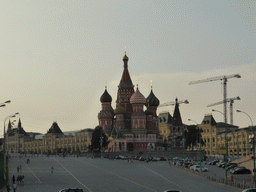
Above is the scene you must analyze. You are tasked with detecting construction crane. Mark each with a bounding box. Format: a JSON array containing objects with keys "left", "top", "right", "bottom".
[
  {"left": 189, "top": 74, "right": 241, "bottom": 124},
  {"left": 159, "top": 99, "right": 189, "bottom": 107},
  {"left": 207, "top": 96, "right": 241, "bottom": 125}
]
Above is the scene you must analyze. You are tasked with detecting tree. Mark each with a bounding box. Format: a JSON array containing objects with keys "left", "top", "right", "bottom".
[
  {"left": 90, "top": 126, "right": 109, "bottom": 152},
  {"left": 184, "top": 125, "right": 205, "bottom": 151}
]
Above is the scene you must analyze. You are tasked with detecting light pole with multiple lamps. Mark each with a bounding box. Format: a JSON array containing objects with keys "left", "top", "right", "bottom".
[
  {"left": 236, "top": 109, "right": 255, "bottom": 188},
  {"left": 3, "top": 112, "right": 19, "bottom": 180},
  {"left": 188, "top": 119, "right": 202, "bottom": 171},
  {"left": 212, "top": 109, "right": 229, "bottom": 180}
]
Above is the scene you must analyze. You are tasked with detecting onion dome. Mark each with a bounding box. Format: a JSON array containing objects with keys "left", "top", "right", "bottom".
[
  {"left": 145, "top": 107, "right": 154, "bottom": 116},
  {"left": 123, "top": 52, "right": 129, "bottom": 60},
  {"left": 114, "top": 104, "right": 126, "bottom": 114},
  {"left": 130, "top": 86, "right": 146, "bottom": 104},
  {"left": 146, "top": 89, "right": 159, "bottom": 106},
  {"left": 100, "top": 87, "right": 112, "bottom": 103}
]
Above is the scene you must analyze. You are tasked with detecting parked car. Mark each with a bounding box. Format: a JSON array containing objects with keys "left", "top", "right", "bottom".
[
  {"left": 226, "top": 164, "right": 238, "bottom": 171},
  {"left": 59, "top": 188, "right": 83, "bottom": 192},
  {"left": 216, "top": 161, "right": 224, "bottom": 166},
  {"left": 217, "top": 161, "right": 226, "bottom": 167},
  {"left": 152, "top": 157, "right": 160, "bottom": 161},
  {"left": 193, "top": 165, "right": 208, "bottom": 172},
  {"left": 139, "top": 156, "right": 145, "bottom": 161},
  {"left": 190, "top": 165, "right": 199, "bottom": 170},
  {"left": 230, "top": 166, "right": 246, "bottom": 173},
  {"left": 209, "top": 160, "right": 219, "bottom": 165},
  {"left": 160, "top": 157, "right": 167, "bottom": 161},
  {"left": 242, "top": 188, "right": 256, "bottom": 192},
  {"left": 232, "top": 168, "right": 251, "bottom": 174}
]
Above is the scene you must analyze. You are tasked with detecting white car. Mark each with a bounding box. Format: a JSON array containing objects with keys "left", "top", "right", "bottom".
[
  {"left": 190, "top": 164, "right": 199, "bottom": 170},
  {"left": 193, "top": 165, "right": 208, "bottom": 172}
]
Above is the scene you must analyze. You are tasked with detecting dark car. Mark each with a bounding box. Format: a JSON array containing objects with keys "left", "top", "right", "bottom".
[
  {"left": 59, "top": 188, "right": 83, "bottom": 192},
  {"left": 209, "top": 160, "right": 219, "bottom": 165},
  {"left": 232, "top": 168, "right": 251, "bottom": 174},
  {"left": 160, "top": 157, "right": 167, "bottom": 161},
  {"left": 226, "top": 164, "right": 237, "bottom": 171},
  {"left": 230, "top": 166, "right": 246, "bottom": 173},
  {"left": 242, "top": 188, "right": 256, "bottom": 192}
]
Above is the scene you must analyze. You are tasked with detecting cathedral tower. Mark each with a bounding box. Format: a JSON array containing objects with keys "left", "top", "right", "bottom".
[
  {"left": 116, "top": 53, "right": 134, "bottom": 129},
  {"left": 98, "top": 87, "right": 114, "bottom": 134}
]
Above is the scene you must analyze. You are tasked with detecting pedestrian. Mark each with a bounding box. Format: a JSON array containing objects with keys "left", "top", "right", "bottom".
[
  {"left": 21, "top": 175, "right": 24, "bottom": 185},
  {"left": 19, "top": 165, "right": 22, "bottom": 172},
  {"left": 12, "top": 175, "right": 15, "bottom": 184},
  {"left": 51, "top": 166, "right": 54, "bottom": 174},
  {"left": 17, "top": 166, "right": 19, "bottom": 173},
  {"left": 6, "top": 183, "right": 11, "bottom": 192},
  {"left": 12, "top": 182, "right": 17, "bottom": 192},
  {"left": 16, "top": 175, "right": 19, "bottom": 185}
]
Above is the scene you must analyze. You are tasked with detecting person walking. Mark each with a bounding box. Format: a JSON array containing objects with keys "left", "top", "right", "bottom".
[
  {"left": 12, "top": 175, "right": 15, "bottom": 184},
  {"left": 12, "top": 182, "right": 17, "bottom": 192},
  {"left": 21, "top": 175, "right": 25, "bottom": 186},
  {"left": 6, "top": 183, "right": 10, "bottom": 192},
  {"left": 51, "top": 166, "right": 54, "bottom": 174},
  {"left": 19, "top": 165, "right": 22, "bottom": 172}
]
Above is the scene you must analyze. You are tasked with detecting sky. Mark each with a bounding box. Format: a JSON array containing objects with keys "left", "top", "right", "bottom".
[{"left": 0, "top": 0, "right": 255, "bottom": 135}]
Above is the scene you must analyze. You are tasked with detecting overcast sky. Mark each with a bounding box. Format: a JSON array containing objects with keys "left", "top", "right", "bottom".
[{"left": 0, "top": 1, "right": 255, "bottom": 135}]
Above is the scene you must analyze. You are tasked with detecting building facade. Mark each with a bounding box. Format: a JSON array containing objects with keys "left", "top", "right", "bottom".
[
  {"left": 190, "top": 114, "right": 253, "bottom": 157},
  {"left": 5, "top": 120, "right": 93, "bottom": 154}
]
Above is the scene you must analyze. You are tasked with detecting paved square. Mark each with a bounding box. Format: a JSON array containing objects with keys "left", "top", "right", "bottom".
[{"left": 6, "top": 155, "right": 241, "bottom": 192}]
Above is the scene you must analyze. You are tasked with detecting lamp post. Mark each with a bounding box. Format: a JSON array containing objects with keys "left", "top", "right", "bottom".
[
  {"left": 236, "top": 109, "right": 255, "bottom": 187},
  {"left": 3, "top": 112, "right": 19, "bottom": 180},
  {"left": 212, "top": 109, "right": 229, "bottom": 180},
  {"left": 100, "top": 129, "right": 103, "bottom": 158},
  {"left": 188, "top": 119, "right": 202, "bottom": 172}
]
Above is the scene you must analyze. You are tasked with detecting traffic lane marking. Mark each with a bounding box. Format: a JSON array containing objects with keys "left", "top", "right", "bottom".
[
  {"left": 78, "top": 159, "right": 158, "bottom": 192},
  {"left": 142, "top": 165, "right": 183, "bottom": 189},
  {"left": 21, "top": 159, "right": 42, "bottom": 183},
  {"left": 53, "top": 157, "right": 93, "bottom": 192}
]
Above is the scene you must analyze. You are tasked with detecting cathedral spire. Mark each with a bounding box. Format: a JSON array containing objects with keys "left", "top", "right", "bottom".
[
  {"left": 173, "top": 98, "right": 182, "bottom": 126},
  {"left": 119, "top": 52, "right": 133, "bottom": 87}
]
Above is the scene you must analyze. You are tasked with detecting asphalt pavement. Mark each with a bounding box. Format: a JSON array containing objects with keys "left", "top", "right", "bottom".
[{"left": 4, "top": 154, "right": 242, "bottom": 192}]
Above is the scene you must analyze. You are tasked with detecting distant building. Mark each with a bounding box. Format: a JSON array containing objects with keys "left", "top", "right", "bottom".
[
  {"left": 158, "top": 98, "right": 185, "bottom": 148},
  {"left": 98, "top": 53, "right": 162, "bottom": 151},
  {"left": 4, "top": 119, "right": 93, "bottom": 154},
  {"left": 188, "top": 114, "right": 253, "bottom": 157}
]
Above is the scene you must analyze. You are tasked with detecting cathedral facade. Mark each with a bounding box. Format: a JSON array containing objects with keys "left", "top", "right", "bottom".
[{"left": 98, "top": 54, "right": 162, "bottom": 152}]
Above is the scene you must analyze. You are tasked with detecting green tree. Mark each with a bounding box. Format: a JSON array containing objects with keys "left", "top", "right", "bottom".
[
  {"left": 90, "top": 126, "right": 109, "bottom": 152},
  {"left": 184, "top": 125, "right": 205, "bottom": 150}
]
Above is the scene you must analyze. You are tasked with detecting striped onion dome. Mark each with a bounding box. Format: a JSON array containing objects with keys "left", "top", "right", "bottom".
[
  {"left": 130, "top": 87, "right": 146, "bottom": 104},
  {"left": 145, "top": 90, "right": 159, "bottom": 107}
]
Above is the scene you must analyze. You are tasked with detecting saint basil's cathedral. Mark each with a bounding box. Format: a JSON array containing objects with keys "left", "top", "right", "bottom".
[{"left": 98, "top": 53, "right": 162, "bottom": 151}]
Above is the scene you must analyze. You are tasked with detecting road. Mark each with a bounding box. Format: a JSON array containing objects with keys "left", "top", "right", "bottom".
[{"left": 5, "top": 155, "right": 241, "bottom": 192}]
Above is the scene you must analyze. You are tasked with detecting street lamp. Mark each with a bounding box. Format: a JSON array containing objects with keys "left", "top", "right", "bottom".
[
  {"left": 236, "top": 109, "right": 255, "bottom": 187},
  {"left": 100, "top": 129, "right": 103, "bottom": 158},
  {"left": 188, "top": 119, "right": 202, "bottom": 172},
  {"left": 3, "top": 112, "right": 19, "bottom": 180},
  {"left": 212, "top": 109, "right": 229, "bottom": 180}
]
